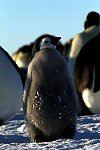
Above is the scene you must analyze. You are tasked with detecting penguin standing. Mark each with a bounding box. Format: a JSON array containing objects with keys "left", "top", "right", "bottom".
[
  {"left": 23, "top": 34, "right": 78, "bottom": 142},
  {"left": 74, "top": 33, "right": 100, "bottom": 115},
  {"left": 0, "top": 46, "right": 25, "bottom": 125},
  {"left": 68, "top": 11, "right": 100, "bottom": 115},
  {"left": 11, "top": 43, "right": 34, "bottom": 77}
]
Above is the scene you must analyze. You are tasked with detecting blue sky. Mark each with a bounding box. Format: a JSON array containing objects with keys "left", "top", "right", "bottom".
[{"left": 0, "top": 0, "right": 99, "bottom": 55}]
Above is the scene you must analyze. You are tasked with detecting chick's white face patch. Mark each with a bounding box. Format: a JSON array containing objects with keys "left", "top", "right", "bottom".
[{"left": 40, "top": 37, "right": 56, "bottom": 50}]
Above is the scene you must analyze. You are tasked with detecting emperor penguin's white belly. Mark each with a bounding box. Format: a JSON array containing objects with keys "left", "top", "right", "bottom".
[
  {"left": 82, "top": 67, "right": 100, "bottom": 114},
  {"left": 82, "top": 88, "right": 100, "bottom": 114},
  {"left": 0, "top": 48, "right": 23, "bottom": 122}
]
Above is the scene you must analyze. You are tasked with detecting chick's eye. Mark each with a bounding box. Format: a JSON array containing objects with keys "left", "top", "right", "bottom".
[{"left": 44, "top": 40, "right": 49, "bottom": 44}]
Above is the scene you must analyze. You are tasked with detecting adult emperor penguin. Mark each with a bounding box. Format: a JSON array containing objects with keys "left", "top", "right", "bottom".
[
  {"left": 69, "top": 11, "right": 100, "bottom": 115},
  {"left": 74, "top": 33, "right": 100, "bottom": 115},
  {"left": 23, "top": 34, "right": 78, "bottom": 142},
  {"left": 0, "top": 46, "right": 25, "bottom": 125},
  {"left": 11, "top": 43, "right": 34, "bottom": 76}
]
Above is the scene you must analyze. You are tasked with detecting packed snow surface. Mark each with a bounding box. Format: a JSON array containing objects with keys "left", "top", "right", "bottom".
[{"left": 0, "top": 110, "right": 100, "bottom": 149}]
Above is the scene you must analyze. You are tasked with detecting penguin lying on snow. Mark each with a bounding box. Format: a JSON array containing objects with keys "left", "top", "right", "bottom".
[
  {"left": 74, "top": 33, "right": 100, "bottom": 115},
  {"left": 23, "top": 34, "right": 78, "bottom": 142},
  {"left": 0, "top": 46, "right": 25, "bottom": 125}
]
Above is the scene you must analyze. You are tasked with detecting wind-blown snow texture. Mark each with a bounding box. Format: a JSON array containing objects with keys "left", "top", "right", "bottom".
[{"left": 0, "top": 109, "right": 100, "bottom": 150}]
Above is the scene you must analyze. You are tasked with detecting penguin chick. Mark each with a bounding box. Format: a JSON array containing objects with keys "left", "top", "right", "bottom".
[{"left": 23, "top": 34, "right": 78, "bottom": 142}]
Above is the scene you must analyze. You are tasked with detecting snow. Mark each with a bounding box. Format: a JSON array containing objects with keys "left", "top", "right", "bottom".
[{"left": 0, "top": 109, "right": 100, "bottom": 150}]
